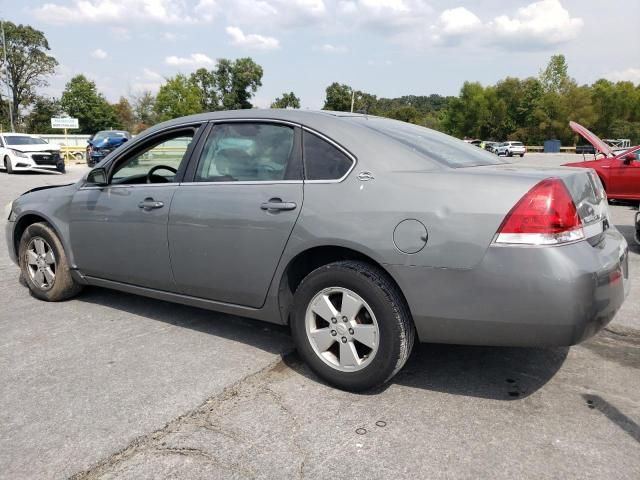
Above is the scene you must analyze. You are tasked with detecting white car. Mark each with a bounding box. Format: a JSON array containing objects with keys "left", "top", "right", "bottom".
[
  {"left": 0, "top": 133, "right": 64, "bottom": 173},
  {"left": 495, "top": 141, "right": 526, "bottom": 157}
]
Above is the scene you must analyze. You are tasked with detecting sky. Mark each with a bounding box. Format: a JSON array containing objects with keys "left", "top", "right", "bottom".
[{"left": 6, "top": 0, "right": 640, "bottom": 109}]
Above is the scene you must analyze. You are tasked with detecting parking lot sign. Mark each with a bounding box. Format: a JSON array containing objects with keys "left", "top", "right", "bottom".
[{"left": 51, "top": 117, "right": 79, "bottom": 129}]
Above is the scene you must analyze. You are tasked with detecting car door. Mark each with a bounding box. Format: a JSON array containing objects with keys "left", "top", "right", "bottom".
[
  {"left": 69, "top": 126, "right": 202, "bottom": 291},
  {"left": 168, "top": 121, "right": 303, "bottom": 308},
  {"left": 608, "top": 152, "right": 640, "bottom": 198}
]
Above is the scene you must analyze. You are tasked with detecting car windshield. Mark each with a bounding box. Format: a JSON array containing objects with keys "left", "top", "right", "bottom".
[
  {"left": 93, "top": 131, "right": 128, "bottom": 141},
  {"left": 4, "top": 135, "right": 48, "bottom": 145},
  {"left": 353, "top": 117, "right": 508, "bottom": 168}
]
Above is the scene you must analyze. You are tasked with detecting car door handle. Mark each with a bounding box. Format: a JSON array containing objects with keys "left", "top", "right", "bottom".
[
  {"left": 260, "top": 199, "right": 297, "bottom": 211},
  {"left": 138, "top": 198, "right": 164, "bottom": 211}
]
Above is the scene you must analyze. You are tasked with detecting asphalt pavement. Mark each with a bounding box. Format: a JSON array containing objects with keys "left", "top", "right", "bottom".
[{"left": 0, "top": 155, "right": 638, "bottom": 479}]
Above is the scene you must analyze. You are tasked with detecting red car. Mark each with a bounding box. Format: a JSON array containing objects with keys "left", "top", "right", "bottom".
[{"left": 563, "top": 121, "right": 640, "bottom": 201}]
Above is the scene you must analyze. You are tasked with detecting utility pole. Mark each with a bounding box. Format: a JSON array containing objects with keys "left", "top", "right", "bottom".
[
  {"left": 1, "top": 18, "right": 15, "bottom": 132},
  {"left": 350, "top": 89, "right": 355, "bottom": 113}
]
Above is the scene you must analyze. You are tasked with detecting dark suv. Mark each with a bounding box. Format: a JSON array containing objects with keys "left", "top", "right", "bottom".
[{"left": 87, "top": 130, "right": 131, "bottom": 167}]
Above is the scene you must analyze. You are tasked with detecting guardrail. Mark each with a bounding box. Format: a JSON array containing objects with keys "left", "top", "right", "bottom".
[{"left": 525, "top": 146, "right": 580, "bottom": 153}]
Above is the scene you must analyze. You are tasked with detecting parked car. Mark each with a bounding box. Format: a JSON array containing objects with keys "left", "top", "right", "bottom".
[
  {"left": 495, "top": 141, "right": 526, "bottom": 157},
  {"left": 484, "top": 141, "right": 498, "bottom": 153},
  {"left": 5, "top": 111, "right": 629, "bottom": 391},
  {"left": 86, "top": 130, "right": 131, "bottom": 167},
  {"left": 562, "top": 121, "right": 640, "bottom": 201},
  {"left": 0, "top": 133, "right": 65, "bottom": 173}
]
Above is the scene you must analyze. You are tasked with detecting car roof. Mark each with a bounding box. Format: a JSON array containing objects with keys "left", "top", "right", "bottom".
[{"left": 126, "top": 109, "right": 450, "bottom": 172}]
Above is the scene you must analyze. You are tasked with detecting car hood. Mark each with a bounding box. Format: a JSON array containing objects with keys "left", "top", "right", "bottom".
[
  {"left": 8, "top": 143, "right": 60, "bottom": 153},
  {"left": 21, "top": 183, "right": 75, "bottom": 196},
  {"left": 90, "top": 137, "right": 126, "bottom": 149},
  {"left": 569, "top": 121, "right": 614, "bottom": 156}
]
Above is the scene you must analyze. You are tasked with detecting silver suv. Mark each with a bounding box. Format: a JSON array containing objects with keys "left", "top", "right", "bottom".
[{"left": 495, "top": 141, "right": 526, "bottom": 157}]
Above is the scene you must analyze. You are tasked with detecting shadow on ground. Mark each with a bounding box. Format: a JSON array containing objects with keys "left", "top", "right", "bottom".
[
  {"left": 77, "top": 285, "right": 569, "bottom": 401},
  {"left": 76, "top": 286, "right": 293, "bottom": 355}
]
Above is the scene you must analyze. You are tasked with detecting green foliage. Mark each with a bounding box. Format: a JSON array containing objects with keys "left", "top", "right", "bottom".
[
  {"left": 212, "top": 57, "right": 263, "bottom": 110},
  {"left": 130, "top": 90, "right": 157, "bottom": 133},
  {"left": 24, "top": 96, "right": 63, "bottom": 133},
  {"left": 114, "top": 97, "right": 135, "bottom": 133},
  {"left": 153, "top": 74, "right": 203, "bottom": 122},
  {"left": 271, "top": 92, "right": 301, "bottom": 109},
  {"left": 60, "top": 75, "right": 119, "bottom": 133},
  {"left": 0, "top": 21, "right": 58, "bottom": 125}
]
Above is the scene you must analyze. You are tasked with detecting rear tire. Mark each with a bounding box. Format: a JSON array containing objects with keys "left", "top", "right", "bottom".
[
  {"left": 19, "top": 222, "right": 83, "bottom": 301},
  {"left": 291, "top": 260, "right": 415, "bottom": 392},
  {"left": 5, "top": 155, "right": 13, "bottom": 174}
]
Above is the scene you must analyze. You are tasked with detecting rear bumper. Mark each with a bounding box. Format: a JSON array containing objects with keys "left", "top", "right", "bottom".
[{"left": 388, "top": 227, "right": 630, "bottom": 347}]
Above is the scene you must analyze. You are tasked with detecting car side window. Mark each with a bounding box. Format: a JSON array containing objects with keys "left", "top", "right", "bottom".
[
  {"left": 303, "top": 131, "right": 354, "bottom": 180},
  {"left": 111, "top": 131, "right": 195, "bottom": 184},
  {"left": 195, "top": 123, "right": 298, "bottom": 182}
]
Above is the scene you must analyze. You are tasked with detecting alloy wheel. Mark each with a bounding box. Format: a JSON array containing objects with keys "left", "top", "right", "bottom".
[
  {"left": 305, "top": 287, "right": 379, "bottom": 372},
  {"left": 26, "top": 237, "right": 56, "bottom": 290}
]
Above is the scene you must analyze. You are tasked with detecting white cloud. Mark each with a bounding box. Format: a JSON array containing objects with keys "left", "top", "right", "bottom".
[
  {"left": 490, "top": 0, "right": 583, "bottom": 48},
  {"left": 430, "top": 0, "right": 583, "bottom": 50},
  {"left": 338, "top": 0, "right": 432, "bottom": 32},
  {"left": 195, "top": 0, "right": 218, "bottom": 21},
  {"left": 605, "top": 67, "right": 640, "bottom": 84},
  {"left": 313, "top": 43, "right": 348, "bottom": 53},
  {"left": 131, "top": 68, "right": 165, "bottom": 93},
  {"left": 225, "top": 0, "right": 326, "bottom": 28},
  {"left": 34, "top": 0, "right": 199, "bottom": 25},
  {"left": 432, "top": 7, "right": 481, "bottom": 45},
  {"left": 226, "top": 26, "right": 280, "bottom": 50},
  {"left": 165, "top": 53, "right": 215, "bottom": 67},
  {"left": 91, "top": 48, "right": 108, "bottom": 59}
]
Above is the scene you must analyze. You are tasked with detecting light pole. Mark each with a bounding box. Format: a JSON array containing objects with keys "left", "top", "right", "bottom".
[{"left": 1, "top": 17, "right": 15, "bottom": 132}]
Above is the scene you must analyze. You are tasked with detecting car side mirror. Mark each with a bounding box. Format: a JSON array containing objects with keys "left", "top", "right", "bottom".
[{"left": 87, "top": 167, "right": 108, "bottom": 186}]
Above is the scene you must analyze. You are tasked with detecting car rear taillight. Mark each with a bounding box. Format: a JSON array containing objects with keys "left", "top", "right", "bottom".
[{"left": 494, "top": 178, "right": 584, "bottom": 245}]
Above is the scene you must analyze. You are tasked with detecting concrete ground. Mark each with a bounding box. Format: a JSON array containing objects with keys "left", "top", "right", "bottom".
[{"left": 0, "top": 155, "right": 638, "bottom": 479}]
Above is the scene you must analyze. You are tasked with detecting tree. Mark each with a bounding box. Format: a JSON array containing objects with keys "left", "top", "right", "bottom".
[
  {"left": 214, "top": 58, "right": 263, "bottom": 110},
  {"left": 271, "top": 92, "right": 300, "bottom": 109},
  {"left": 131, "top": 90, "right": 157, "bottom": 132},
  {"left": 60, "top": 75, "right": 119, "bottom": 133},
  {"left": 24, "top": 96, "right": 62, "bottom": 133},
  {"left": 190, "top": 68, "right": 219, "bottom": 111},
  {"left": 114, "top": 97, "right": 135, "bottom": 132},
  {"left": 539, "top": 54, "right": 570, "bottom": 94},
  {"left": 0, "top": 22, "right": 58, "bottom": 124},
  {"left": 154, "top": 74, "right": 203, "bottom": 121},
  {"left": 323, "top": 82, "right": 353, "bottom": 111},
  {"left": 443, "top": 82, "right": 491, "bottom": 139}
]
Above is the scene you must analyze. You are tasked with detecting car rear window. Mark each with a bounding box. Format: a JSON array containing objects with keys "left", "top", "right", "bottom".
[
  {"left": 352, "top": 117, "right": 508, "bottom": 168},
  {"left": 511, "top": 142, "right": 524, "bottom": 146}
]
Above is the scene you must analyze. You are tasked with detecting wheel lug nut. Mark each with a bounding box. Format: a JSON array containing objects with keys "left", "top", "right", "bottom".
[
  {"left": 342, "top": 316, "right": 348, "bottom": 322},
  {"left": 331, "top": 330, "right": 337, "bottom": 336},
  {"left": 331, "top": 317, "right": 337, "bottom": 324},
  {"left": 341, "top": 337, "right": 347, "bottom": 343},
  {"left": 349, "top": 328, "right": 354, "bottom": 335}
]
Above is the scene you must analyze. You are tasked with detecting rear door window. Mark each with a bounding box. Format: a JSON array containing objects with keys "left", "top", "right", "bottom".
[{"left": 302, "top": 131, "right": 354, "bottom": 180}]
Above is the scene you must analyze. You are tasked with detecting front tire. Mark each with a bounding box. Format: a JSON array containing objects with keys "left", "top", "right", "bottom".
[
  {"left": 5, "top": 155, "right": 13, "bottom": 174},
  {"left": 19, "top": 222, "right": 82, "bottom": 301},
  {"left": 291, "top": 260, "right": 415, "bottom": 392}
]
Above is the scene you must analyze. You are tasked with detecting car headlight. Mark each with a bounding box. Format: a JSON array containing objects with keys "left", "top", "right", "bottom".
[
  {"left": 9, "top": 149, "right": 28, "bottom": 158},
  {"left": 5, "top": 201, "right": 16, "bottom": 221}
]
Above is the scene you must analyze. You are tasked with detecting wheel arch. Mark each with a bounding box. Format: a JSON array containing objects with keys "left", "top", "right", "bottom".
[
  {"left": 277, "top": 245, "right": 410, "bottom": 325},
  {"left": 12, "top": 213, "right": 67, "bottom": 262}
]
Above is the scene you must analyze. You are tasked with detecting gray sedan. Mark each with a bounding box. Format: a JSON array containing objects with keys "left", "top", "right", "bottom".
[{"left": 5, "top": 110, "right": 630, "bottom": 391}]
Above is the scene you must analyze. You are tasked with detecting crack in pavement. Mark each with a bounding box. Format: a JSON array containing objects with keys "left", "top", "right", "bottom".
[{"left": 68, "top": 354, "right": 293, "bottom": 480}]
